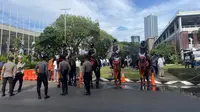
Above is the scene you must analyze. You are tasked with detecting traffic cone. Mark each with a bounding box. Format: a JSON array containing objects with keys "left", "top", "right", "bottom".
[
  {"left": 151, "top": 72, "right": 156, "bottom": 86},
  {"left": 79, "top": 72, "right": 83, "bottom": 88},
  {"left": 152, "top": 86, "right": 156, "bottom": 92},
  {"left": 121, "top": 72, "right": 126, "bottom": 83}
]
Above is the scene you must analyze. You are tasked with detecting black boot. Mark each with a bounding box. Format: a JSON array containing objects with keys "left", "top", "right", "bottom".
[
  {"left": 9, "top": 93, "right": 15, "bottom": 96},
  {"left": 37, "top": 89, "right": 42, "bottom": 99},
  {"left": 1, "top": 94, "right": 5, "bottom": 97},
  {"left": 44, "top": 95, "right": 50, "bottom": 99},
  {"left": 38, "top": 96, "right": 42, "bottom": 99}
]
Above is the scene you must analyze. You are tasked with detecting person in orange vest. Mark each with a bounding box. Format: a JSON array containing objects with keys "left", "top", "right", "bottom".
[{"left": 48, "top": 58, "right": 54, "bottom": 81}]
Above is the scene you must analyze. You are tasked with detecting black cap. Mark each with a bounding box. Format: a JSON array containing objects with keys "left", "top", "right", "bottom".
[
  {"left": 90, "top": 44, "right": 94, "bottom": 47},
  {"left": 113, "top": 39, "right": 117, "bottom": 43}
]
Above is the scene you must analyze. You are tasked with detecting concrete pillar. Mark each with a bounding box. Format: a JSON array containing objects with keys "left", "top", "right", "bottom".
[
  {"left": 0, "top": 5, "right": 4, "bottom": 55},
  {"left": 168, "top": 30, "right": 170, "bottom": 36},
  {"left": 165, "top": 32, "right": 168, "bottom": 38},
  {"left": 178, "top": 17, "right": 182, "bottom": 32},
  {"left": 193, "top": 31, "right": 198, "bottom": 48},
  {"left": 181, "top": 31, "right": 188, "bottom": 49},
  {"left": 174, "top": 22, "right": 177, "bottom": 32}
]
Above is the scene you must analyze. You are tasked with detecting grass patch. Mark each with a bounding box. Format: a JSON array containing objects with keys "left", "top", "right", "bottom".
[
  {"left": 164, "top": 64, "right": 184, "bottom": 70},
  {"left": 168, "top": 68, "right": 200, "bottom": 84},
  {"left": 100, "top": 66, "right": 140, "bottom": 80}
]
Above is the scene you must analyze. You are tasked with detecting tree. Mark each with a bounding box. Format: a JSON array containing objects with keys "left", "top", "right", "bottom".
[
  {"left": 36, "top": 14, "right": 115, "bottom": 59},
  {"left": 52, "top": 15, "right": 100, "bottom": 55},
  {"left": 35, "top": 26, "right": 60, "bottom": 58},
  {"left": 151, "top": 42, "right": 176, "bottom": 63},
  {"left": 92, "top": 30, "right": 114, "bottom": 58},
  {"left": 118, "top": 41, "right": 139, "bottom": 58}
]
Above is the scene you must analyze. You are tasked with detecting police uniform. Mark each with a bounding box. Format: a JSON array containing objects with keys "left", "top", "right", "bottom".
[
  {"left": 59, "top": 59, "right": 71, "bottom": 95},
  {"left": 68, "top": 57, "right": 76, "bottom": 86},
  {"left": 82, "top": 59, "right": 93, "bottom": 95},
  {"left": 1, "top": 60, "right": 16, "bottom": 96},
  {"left": 35, "top": 61, "right": 50, "bottom": 99},
  {"left": 94, "top": 57, "right": 101, "bottom": 88}
]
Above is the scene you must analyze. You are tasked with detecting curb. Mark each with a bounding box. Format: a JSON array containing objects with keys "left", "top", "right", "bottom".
[{"left": 164, "top": 81, "right": 194, "bottom": 86}]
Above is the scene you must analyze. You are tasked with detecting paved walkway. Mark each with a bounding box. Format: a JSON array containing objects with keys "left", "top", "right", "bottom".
[
  {"left": 0, "top": 81, "right": 199, "bottom": 112},
  {"left": 156, "top": 70, "right": 179, "bottom": 83}
]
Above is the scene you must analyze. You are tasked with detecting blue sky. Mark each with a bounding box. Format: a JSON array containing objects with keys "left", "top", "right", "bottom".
[{"left": 0, "top": 0, "right": 200, "bottom": 41}]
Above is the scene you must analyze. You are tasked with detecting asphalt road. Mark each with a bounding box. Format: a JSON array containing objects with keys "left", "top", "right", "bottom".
[{"left": 0, "top": 82, "right": 199, "bottom": 112}]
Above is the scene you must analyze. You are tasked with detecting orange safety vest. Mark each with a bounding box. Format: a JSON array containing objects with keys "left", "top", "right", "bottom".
[{"left": 48, "top": 59, "right": 53, "bottom": 71}]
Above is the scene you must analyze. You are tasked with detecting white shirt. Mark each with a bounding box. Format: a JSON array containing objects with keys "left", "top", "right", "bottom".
[
  {"left": 76, "top": 60, "right": 81, "bottom": 67},
  {"left": 158, "top": 58, "right": 164, "bottom": 68},
  {"left": 53, "top": 61, "right": 57, "bottom": 70},
  {"left": 162, "top": 57, "right": 165, "bottom": 63}
]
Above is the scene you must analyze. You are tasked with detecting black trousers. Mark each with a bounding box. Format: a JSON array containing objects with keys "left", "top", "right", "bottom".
[
  {"left": 2, "top": 77, "right": 13, "bottom": 95},
  {"left": 48, "top": 70, "right": 52, "bottom": 81},
  {"left": 37, "top": 74, "right": 48, "bottom": 97},
  {"left": 60, "top": 70, "right": 68, "bottom": 93},
  {"left": 94, "top": 70, "right": 100, "bottom": 87},
  {"left": 69, "top": 69, "right": 76, "bottom": 85},
  {"left": 12, "top": 72, "right": 24, "bottom": 92},
  {"left": 84, "top": 72, "right": 92, "bottom": 93}
]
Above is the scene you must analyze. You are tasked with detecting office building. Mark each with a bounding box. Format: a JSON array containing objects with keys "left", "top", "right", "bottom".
[
  {"left": 144, "top": 15, "right": 158, "bottom": 40},
  {"left": 153, "top": 11, "right": 200, "bottom": 51}
]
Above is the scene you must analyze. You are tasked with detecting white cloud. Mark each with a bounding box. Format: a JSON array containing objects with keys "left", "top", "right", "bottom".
[{"left": 1, "top": 0, "right": 200, "bottom": 41}]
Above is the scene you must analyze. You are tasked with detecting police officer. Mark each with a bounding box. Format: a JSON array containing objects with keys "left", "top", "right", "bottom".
[
  {"left": 35, "top": 52, "right": 50, "bottom": 99},
  {"left": 109, "top": 39, "right": 120, "bottom": 68},
  {"left": 139, "top": 41, "right": 148, "bottom": 57},
  {"left": 82, "top": 56, "right": 93, "bottom": 95},
  {"left": 88, "top": 43, "right": 96, "bottom": 57},
  {"left": 59, "top": 55, "right": 71, "bottom": 95},
  {"left": 1, "top": 56, "right": 16, "bottom": 97}
]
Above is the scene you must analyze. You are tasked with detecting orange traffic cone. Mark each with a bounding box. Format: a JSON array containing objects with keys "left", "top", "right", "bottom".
[
  {"left": 151, "top": 72, "right": 156, "bottom": 86},
  {"left": 79, "top": 72, "right": 83, "bottom": 88},
  {"left": 121, "top": 72, "right": 126, "bottom": 83},
  {"left": 152, "top": 86, "right": 156, "bottom": 92}
]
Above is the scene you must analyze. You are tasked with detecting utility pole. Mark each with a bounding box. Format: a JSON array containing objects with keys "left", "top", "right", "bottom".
[
  {"left": 28, "top": 16, "right": 30, "bottom": 55},
  {"left": 16, "top": 9, "right": 18, "bottom": 38},
  {"left": 8, "top": 7, "right": 12, "bottom": 53},
  {"left": 60, "top": 8, "right": 70, "bottom": 42}
]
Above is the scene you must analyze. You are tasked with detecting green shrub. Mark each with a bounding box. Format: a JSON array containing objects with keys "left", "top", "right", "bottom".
[{"left": 0, "top": 55, "right": 8, "bottom": 62}]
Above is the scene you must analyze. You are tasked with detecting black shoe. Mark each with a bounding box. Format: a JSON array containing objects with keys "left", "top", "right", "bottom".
[
  {"left": 84, "top": 92, "right": 91, "bottom": 95},
  {"left": 38, "top": 96, "right": 42, "bottom": 99},
  {"left": 9, "top": 93, "right": 15, "bottom": 96},
  {"left": 91, "top": 85, "right": 94, "bottom": 89},
  {"left": 44, "top": 95, "right": 50, "bottom": 99},
  {"left": 18, "top": 90, "right": 21, "bottom": 93},
  {"left": 1, "top": 94, "right": 5, "bottom": 97},
  {"left": 57, "top": 85, "right": 60, "bottom": 88},
  {"left": 60, "top": 93, "right": 66, "bottom": 96}
]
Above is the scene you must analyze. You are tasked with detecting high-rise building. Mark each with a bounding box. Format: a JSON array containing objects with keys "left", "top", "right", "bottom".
[
  {"left": 144, "top": 15, "right": 158, "bottom": 40},
  {"left": 131, "top": 36, "right": 140, "bottom": 43}
]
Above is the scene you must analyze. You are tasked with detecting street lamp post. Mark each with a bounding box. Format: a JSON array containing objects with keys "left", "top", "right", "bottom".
[{"left": 60, "top": 8, "right": 70, "bottom": 42}]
